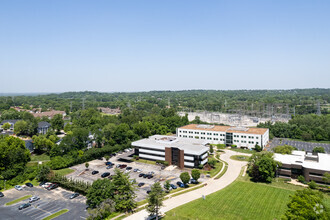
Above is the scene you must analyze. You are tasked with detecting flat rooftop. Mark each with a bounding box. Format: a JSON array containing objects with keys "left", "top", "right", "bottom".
[
  {"left": 274, "top": 150, "right": 330, "bottom": 171},
  {"left": 132, "top": 135, "right": 208, "bottom": 155},
  {"left": 178, "top": 124, "right": 268, "bottom": 135}
]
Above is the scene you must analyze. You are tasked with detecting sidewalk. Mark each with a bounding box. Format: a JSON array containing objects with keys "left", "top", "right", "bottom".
[{"left": 124, "top": 149, "right": 248, "bottom": 220}]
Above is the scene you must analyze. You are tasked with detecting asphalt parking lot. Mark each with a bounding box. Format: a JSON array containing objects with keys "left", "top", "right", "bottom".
[
  {"left": 67, "top": 151, "right": 206, "bottom": 201},
  {"left": 0, "top": 185, "right": 87, "bottom": 220},
  {"left": 269, "top": 138, "right": 330, "bottom": 153}
]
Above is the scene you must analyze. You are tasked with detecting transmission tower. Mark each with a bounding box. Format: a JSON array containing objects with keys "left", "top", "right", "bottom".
[
  {"left": 82, "top": 98, "right": 86, "bottom": 110},
  {"left": 70, "top": 101, "right": 72, "bottom": 113}
]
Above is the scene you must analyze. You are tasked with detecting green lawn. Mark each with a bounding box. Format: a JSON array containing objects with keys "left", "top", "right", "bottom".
[
  {"left": 42, "top": 209, "right": 68, "bottom": 220},
  {"left": 229, "top": 148, "right": 256, "bottom": 154},
  {"left": 230, "top": 155, "right": 250, "bottom": 161},
  {"left": 201, "top": 160, "right": 223, "bottom": 177},
  {"left": 30, "top": 154, "right": 50, "bottom": 161},
  {"left": 132, "top": 159, "right": 157, "bottom": 165},
  {"left": 6, "top": 195, "right": 32, "bottom": 206},
  {"left": 53, "top": 168, "right": 75, "bottom": 176},
  {"left": 165, "top": 176, "right": 330, "bottom": 220}
]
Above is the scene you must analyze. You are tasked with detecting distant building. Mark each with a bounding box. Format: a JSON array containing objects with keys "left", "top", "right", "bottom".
[
  {"left": 33, "top": 110, "right": 66, "bottom": 119},
  {"left": 38, "top": 121, "right": 51, "bottom": 134},
  {"left": 274, "top": 151, "right": 330, "bottom": 184},
  {"left": 177, "top": 124, "right": 269, "bottom": 149},
  {"left": 132, "top": 135, "right": 209, "bottom": 169},
  {"left": 97, "top": 107, "right": 121, "bottom": 115},
  {"left": 0, "top": 120, "right": 20, "bottom": 130}
]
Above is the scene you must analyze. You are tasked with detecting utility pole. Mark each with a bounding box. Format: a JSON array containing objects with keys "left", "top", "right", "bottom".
[
  {"left": 82, "top": 98, "right": 86, "bottom": 110},
  {"left": 70, "top": 101, "right": 72, "bottom": 113},
  {"left": 316, "top": 100, "right": 321, "bottom": 116}
]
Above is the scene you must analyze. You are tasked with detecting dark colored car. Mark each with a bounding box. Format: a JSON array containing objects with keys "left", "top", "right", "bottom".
[
  {"left": 18, "top": 203, "right": 31, "bottom": 210},
  {"left": 170, "top": 184, "right": 177, "bottom": 189},
  {"left": 176, "top": 181, "right": 184, "bottom": 187},
  {"left": 106, "top": 165, "right": 113, "bottom": 169},
  {"left": 0, "top": 192, "right": 4, "bottom": 197},
  {"left": 139, "top": 173, "right": 145, "bottom": 177},
  {"left": 92, "top": 170, "right": 99, "bottom": 175},
  {"left": 119, "top": 164, "right": 127, "bottom": 169},
  {"left": 138, "top": 183, "right": 145, "bottom": 187},
  {"left": 101, "top": 172, "right": 110, "bottom": 178},
  {"left": 147, "top": 190, "right": 151, "bottom": 194},
  {"left": 190, "top": 179, "right": 198, "bottom": 184},
  {"left": 70, "top": 193, "right": 79, "bottom": 199},
  {"left": 147, "top": 175, "right": 153, "bottom": 179},
  {"left": 143, "top": 174, "right": 149, "bottom": 178},
  {"left": 126, "top": 167, "right": 132, "bottom": 170},
  {"left": 47, "top": 183, "right": 59, "bottom": 190},
  {"left": 105, "top": 162, "right": 112, "bottom": 166},
  {"left": 25, "top": 182, "right": 33, "bottom": 187},
  {"left": 39, "top": 181, "right": 46, "bottom": 186}
]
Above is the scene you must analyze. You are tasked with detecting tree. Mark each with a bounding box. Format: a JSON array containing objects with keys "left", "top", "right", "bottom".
[
  {"left": 36, "top": 165, "right": 51, "bottom": 182},
  {"left": 14, "top": 120, "right": 28, "bottom": 136},
  {"left": 180, "top": 172, "right": 190, "bottom": 186},
  {"left": 247, "top": 152, "right": 281, "bottom": 183},
  {"left": 191, "top": 169, "right": 200, "bottom": 182},
  {"left": 209, "top": 145, "right": 214, "bottom": 154},
  {"left": 283, "top": 189, "right": 329, "bottom": 220},
  {"left": 85, "top": 162, "right": 89, "bottom": 170},
  {"left": 323, "top": 172, "right": 330, "bottom": 184},
  {"left": 51, "top": 114, "right": 64, "bottom": 133},
  {"left": 207, "top": 158, "right": 217, "bottom": 167},
  {"left": 104, "top": 155, "right": 110, "bottom": 162},
  {"left": 147, "top": 182, "right": 166, "bottom": 220},
  {"left": 111, "top": 169, "right": 136, "bottom": 212},
  {"left": 32, "top": 135, "right": 55, "bottom": 154},
  {"left": 254, "top": 144, "right": 262, "bottom": 152},
  {"left": 1, "top": 123, "right": 10, "bottom": 130},
  {"left": 313, "top": 147, "right": 325, "bottom": 153},
  {"left": 164, "top": 180, "right": 171, "bottom": 192},
  {"left": 87, "top": 198, "right": 116, "bottom": 220},
  {"left": 86, "top": 179, "right": 114, "bottom": 208},
  {"left": 272, "top": 145, "right": 295, "bottom": 154},
  {"left": 308, "top": 181, "right": 318, "bottom": 190}
]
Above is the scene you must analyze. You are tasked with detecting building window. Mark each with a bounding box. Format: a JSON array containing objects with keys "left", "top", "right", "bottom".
[
  {"left": 256, "top": 137, "right": 259, "bottom": 139},
  {"left": 195, "top": 132, "right": 199, "bottom": 134},
  {"left": 179, "top": 135, "right": 182, "bottom": 137},
  {"left": 189, "top": 136, "right": 193, "bottom": 138},
  {"left": 214, "top": 133, "right": 218, "bottom": 136},
  {"left": 201, "top": 132, "right": 205, "bottom": 135},
  {"left": 195, "top": 136, "right": 199, "bottom": 139},
  {"left": 183, "top": 131, "right": 187, "bottom": 133},
  {"left": 214, "top": 138, "right": 218, "bottom": 140},
  {"left": 201, "top": 137, "right": 205, "bottom": 139},
  {"left": 189, "top": 131, "right": 193, "bottom": 134}
]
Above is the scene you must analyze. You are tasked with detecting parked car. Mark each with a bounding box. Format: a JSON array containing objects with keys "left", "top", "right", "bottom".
[
  {"left": 70, "top": 193, "right": 79, "bottom": 199},
  {"left": 133, "top": 168, "right": 138, "bottom": 172},
  {"left": 147, "top": 175, "right": 153, "bottom": 179},
  {"left": 15, "top": 185, "right": 23, "bottom": 191},
  {"left": 116, "top": 164, "right": 121, "bottom": 168},
  {"left": 139, "top": 173, "right": 145, "bottom": 177},
  {"left": 143, "top": 174, "right": 149, "bottom": 178},
  {"left": 119, "top": 164, "right": 127, "bottom": 169},
  {"left": 170, "top": 184, "right": 177, "bottom": 189},
  {"left": 106, "top": 165, "right": 113, "bottom": 169},
  {"left": 105, "top": 162, "right": 112, "bottom": 166},
  {"left": 18, "top": 203, "right": 31, "bottom": 210},
  {"left": 189, "top": 179, "right": 198, "bottom": 184},
  {"left": 138, "top": 183, "right": 145, "bottom": 187},
  {"left": 147, "top": 190, "right": 151, "bottom": 194},
  {"left": 176, "top": 181, "right": 184, "bottom": 188},
  {"left": 25, "top": 183, "right": 33, "bottom": 187},
  {"left": 29, "top": 196, "right": 40, "bottom": 203},
  {"left": 101, "top": 172, "right": 110, "bottom": 178},
  {"left": 39, "top": 181, "right": 46, "bottom": 186},
  {"left": 42, "top": 182, "right": 52, "bottom": 188},
  {"left": 92, "top": 170, "right": 99, "bottom": 175},
  {"left": 47, "top": 183, "right": 59, "bottom": 190},
  {"left": 126, "top": 167, "right": 132, "bottom": 170},
  {"left": 136, "top": 169, "right": 142, "bottom": 173},
  {"left": 0, "top": 192, "right": 4, "bottom": 197}
]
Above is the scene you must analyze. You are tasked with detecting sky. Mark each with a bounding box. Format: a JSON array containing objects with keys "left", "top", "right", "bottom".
[{"left": 1, "top": 0, "right": 330, "bottom": 93}]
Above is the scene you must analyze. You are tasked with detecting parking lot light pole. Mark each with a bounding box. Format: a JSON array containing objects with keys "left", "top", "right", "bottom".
[{"left": 4, "top": 180, "right": 6, "bottom": 190}]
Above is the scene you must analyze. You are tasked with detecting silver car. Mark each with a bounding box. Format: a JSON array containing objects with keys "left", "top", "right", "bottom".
[
  {"left": 15, "top": 185, "right": 23, "bottom": 191},
  {"left": 29, "top": 196, "right": 40, "bottom": 203}
]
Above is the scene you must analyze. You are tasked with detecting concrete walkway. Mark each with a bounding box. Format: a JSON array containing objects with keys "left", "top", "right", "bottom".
[{"left": 124, "top": 150, "right": 248, "bottom": 220}]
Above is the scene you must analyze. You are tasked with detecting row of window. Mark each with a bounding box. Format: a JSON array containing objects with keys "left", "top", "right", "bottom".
[
  {"left": 233, "top": 140, "right": 259, "bottom": 144},
  {"left": 180, "top": 135, "right": 259, "bottom": 144},
  {"left": 181, "top": 130, "right": 260, "bottom": 139},
  {"left": 232, "top": 135, "right": 259, "bottom": 139}
]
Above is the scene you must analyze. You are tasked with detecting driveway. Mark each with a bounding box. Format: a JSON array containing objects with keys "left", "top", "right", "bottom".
[{"left": 124, "top": 149, "right": 248, "bottom": 220}]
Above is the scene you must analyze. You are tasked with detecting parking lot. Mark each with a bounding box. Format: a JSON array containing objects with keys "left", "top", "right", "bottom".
[
  {"left": 67, "top": 151, "right": 206, "bottom": 201},
  {"left": 0, "top": 185, "right": 87, "bottom": 220},
  {"left": 269, "top": 138, "right": 330, "bottom": 153}
]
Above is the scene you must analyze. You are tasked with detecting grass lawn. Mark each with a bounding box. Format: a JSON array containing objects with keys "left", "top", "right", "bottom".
[
  {"left": 229, "top": 148, "right": 256, "bottom": 154},
  {"left": 165, "top": 173, "right": 330, "bottom": 220},
  {"left": 6, "top": 195, "right": 32, "bottom": 206},
  {"left": 53, "top": 168, "right": 75, "bottom": 176},
  {"left": 230, "top": 155, "right": 250, "bottom": 161},
  {"left": 42, "top": 209, "right": 68, "bottom": 220},
  {"left": 30, "top": 154, "right": 50, "bottom": 161},
  {"left": 132, "top": 159, "right": 157, "bottom": 165}
]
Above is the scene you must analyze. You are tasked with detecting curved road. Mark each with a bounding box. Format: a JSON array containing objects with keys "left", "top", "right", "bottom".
[{"left": 124, "top": 150, "right": 248, "bottom": 220}]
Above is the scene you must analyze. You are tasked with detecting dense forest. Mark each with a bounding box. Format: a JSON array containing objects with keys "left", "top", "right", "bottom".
[{"left": 0, "top": 89, "right": 329, "bottom": 115}]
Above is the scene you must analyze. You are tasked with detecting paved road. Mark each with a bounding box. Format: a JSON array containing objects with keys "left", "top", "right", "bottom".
[
  {"left": 269, "top": 138, "right": 330, "bottom": 153},
  {"left": 124, "top": 150, "right": 248, "bottom": 220}
]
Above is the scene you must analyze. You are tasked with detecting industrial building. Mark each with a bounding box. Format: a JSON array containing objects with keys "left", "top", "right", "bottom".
[
  {"left": 177, "top": 124, "right": 269, "bottom": 149},
  {"left": 274, "top": 151, "right": 330, "bottom": 184},
  {"left": 131, "top": 135, "right": 209, "bottom": 169}
]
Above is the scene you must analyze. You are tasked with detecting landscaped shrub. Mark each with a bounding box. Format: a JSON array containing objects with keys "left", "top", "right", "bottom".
[
  {"left": 297, "top": 175, "right": 306, "bottom": 184},
  {"left": 231, "top": 145, "right": 237, "bottom": 148},
  {"left": 308, "top": 181, "right": 318, "bottom": 189}
]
